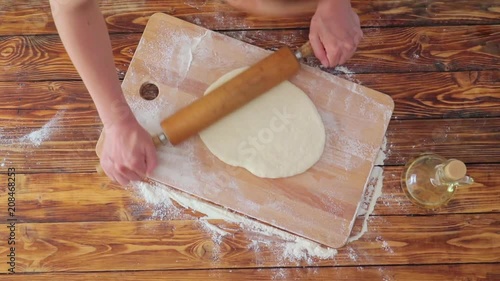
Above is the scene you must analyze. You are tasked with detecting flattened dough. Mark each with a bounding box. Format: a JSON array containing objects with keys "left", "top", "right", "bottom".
[{"left": 199, "top": 67, "right": 325, "bottom": 178}]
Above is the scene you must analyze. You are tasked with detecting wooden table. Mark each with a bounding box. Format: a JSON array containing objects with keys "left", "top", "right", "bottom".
[{"left": 0, "top": 1, "right": 499, "bottom": 280}]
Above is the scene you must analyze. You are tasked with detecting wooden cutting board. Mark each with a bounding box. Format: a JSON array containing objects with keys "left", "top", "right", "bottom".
[{"left": 97, "top": 13, "right": 394, "bottom": 248}]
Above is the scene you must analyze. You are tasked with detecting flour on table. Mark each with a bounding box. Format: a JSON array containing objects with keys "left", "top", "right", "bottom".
[
  {"left": 130, "top": 165, "right": 383, "bottom": 265},
  {"left": 131, "top": 181, "right": 337, "bottom": 263},
  {"left": 19, "top": 110, "right": 65, "bottom": 147},
  {"left": 334, "top": 65, "right": 360, "bottom": 83},
  {"left": 374, "top": 136, "right": 388, "bottom": 165},
  {"left": 349, "top": 166, "right": 384, "bottom": 242},
  {"left": 132, "top": 181, "right": 191, "bottom": 220}
]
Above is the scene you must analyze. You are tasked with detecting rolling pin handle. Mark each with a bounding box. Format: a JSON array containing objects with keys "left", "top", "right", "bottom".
[{"left": 295, "top": 41, "right": 313, "bottom": 60}]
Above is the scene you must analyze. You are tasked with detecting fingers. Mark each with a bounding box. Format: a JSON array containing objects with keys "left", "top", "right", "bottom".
[
  {"left": 338, "top": 41, "right": 356, "bottom": 66},
  {"left": 115, "top": 163, "right": 143, "bottom": 184},
  {"left": 313, "top": 30, "right": 357, "bottom": 67},
  {"left": 101, "top": 154, "right": 148, "bottom": 186},
  {"left": 309, "top": 32, "right": 329, "bottom": 67},
  {"left": 144, "top": 145, "right": 158, "bottom": 176},
  {"left": 325, "top": 46, "right": 341, "bottom": 68}
]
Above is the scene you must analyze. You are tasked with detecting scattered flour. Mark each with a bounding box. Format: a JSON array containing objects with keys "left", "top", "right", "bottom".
[
  {"left": 130, "top": 163, "right": 384, "bottom": 264},
  {"left": 382, "top": 240, "right": 394, "bottom": 253},
  {"left": 349, "top": 166, "right": 384, "bottom": 243},
  {"left": 347, "top": 246, "right": 359, "bottom": 261},
  {"left": 130, "top": 180, "right": 337, "bottom": 263},
  {"left": 376, "top": 236, "right": 395, "bottom": 253},
  {"left": 184, "top": 0, "right": 207, "bottom": 9},
  {"left": 271, "top": 268, "right": 287, "bottom": 280},
  {"left": 19, "top": 111, "right": 65, "bottom": 147},
  {"left": 334, "top": 65, "right": 360, "bottom": 83},
  {"left": 197, "top": 219, "right": 231, "bottom": 245},
  {"left": 132, "top": 181, "right": 190, "bottom": 220},
  {"left": 374, "top": 136, "right": 388, "bottom": 165}
]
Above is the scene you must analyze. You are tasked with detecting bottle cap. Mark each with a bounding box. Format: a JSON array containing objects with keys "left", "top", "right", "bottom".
[{"left": 444, "top": 160, "right": 467, "bottom": 181}]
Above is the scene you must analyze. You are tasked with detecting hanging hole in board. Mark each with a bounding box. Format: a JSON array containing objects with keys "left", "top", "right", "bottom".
[{"left": 140, "top": 82, "right": 159, "bottom": 100}]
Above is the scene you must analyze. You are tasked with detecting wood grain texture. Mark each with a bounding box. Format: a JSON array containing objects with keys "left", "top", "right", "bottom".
[
  {"left": 1, "top": 108, "right": 498, "bottom": 172},
  {"left": 1, "top": 264, "right": 498, "bottom": 280},
  {"left": 0, "top": 215, "right": 498, "bottom": 272},
  {"left": 1, "top": 25, "right": 499, "bottom": 81},
  {"left": 0, "top": 0, "right": 498, "bottom": 279},
  {"left": 0, "top": 34, "right": 135, "bottom": 81},
  {"left": 375, "top": 165, "right": 500, "bottom": 215},
  {"left": 116, "top": 13, "right": 393, "bottom": 248},
  {"left": 0, "top": 81, "right": 94, "bottom": 110},
  {"left": 0, "top": 0, "right": 499, "bottom": 35},
  {"left": 225, "top": 25, "right": 500, "bottom": 73},
  {"left": 0, "top": 164, "right": 497, "bottom": 224},
  {"left": 1, "top": 70, "right": 498, "bottom": 119},
  {"left": 385, "top": 118, "right": 500, "bottom": 165},
  {"left": 353, "top": 70, "right": 500, "bottom": 119}
]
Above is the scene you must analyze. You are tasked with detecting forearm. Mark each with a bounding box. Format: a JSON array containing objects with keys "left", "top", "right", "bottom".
[{"left": 50, "top": 0, "right": 132, "bottom": 127}]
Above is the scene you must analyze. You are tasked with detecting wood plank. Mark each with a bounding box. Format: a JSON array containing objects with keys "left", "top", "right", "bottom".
[
  {"left": 353, "top": 70, "right": 500, "bottom": 119},
  {"left": 0, "top": 81, "right": 94, "bottom": 110},
  {"left": 0, "top": 164, "right": 497, "bottom": 223},
  {"left": 1, "top": 25, "right": 498, "bottom": 81},
  {"left": 1, "top": 111, "right": 499, "bottom": 171},
  {"left": 224, "top": 25, "right": 500, "bottom": 73},
  {"left": 1, "top": 0, "right": 499, "bottom": 35},
  {"left": 0, "top": 214, "right": 498, "bottom": 272},
  {"left": 0, "top": 34, "right": 135, "bottom": 82},
  {"left": 1, "top": 264, "right": 498, "bottom": 280},
  {"left": 12, "top": 72, "right": 500, "bottom": 118},
  {"left": 1, "top": 71, "right": 497, "bottom": 118},
  {"left": 375, "top": 165, "right": 500, "bottom": 215},
  {"left": 385, "top": 118, "right": 500, "bottom": 165},
  {"left": 0, "top": 108, "right": 98, "bottom": 129},
  {"left": 0, "top": 173, "right": 161, "bottom": 223}
]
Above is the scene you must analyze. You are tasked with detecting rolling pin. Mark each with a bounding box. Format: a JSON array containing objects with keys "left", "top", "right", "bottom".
[{"left": 97, "top": 41, "right": 314, "bottom": 175}]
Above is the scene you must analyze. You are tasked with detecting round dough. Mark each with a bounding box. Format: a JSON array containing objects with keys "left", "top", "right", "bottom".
[{"left": 199, "top": 67, "right": 325, "bottom": 178}]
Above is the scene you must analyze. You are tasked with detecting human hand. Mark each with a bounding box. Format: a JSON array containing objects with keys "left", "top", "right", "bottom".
[
  {"left": 309, "top": 0, "right": 363, "bottom": 67},
  {"left": 100, "top": 114, "right": 158, "bottom": 185}
]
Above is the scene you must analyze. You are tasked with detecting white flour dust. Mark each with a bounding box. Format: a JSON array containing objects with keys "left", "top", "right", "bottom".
[
  {"left": 19, "top": 111, "right": 65, "bottom": 147},
  {"left": 132, "top": 182, "right": 192, "bottom": 220},
  {"left": 334, "top": 65, "right": 360, "bottom": 83},
  {"left": 184, "top": 0, "right": 207, "bottom": 9},
  {"left": 349, "top": 166, "right": 384, "bottom": 243},
  {"left": 130, "top": 181, "right": 337, "bottom": 264},
  {"left": 374, "top": 136, "right": 388, "bottom": 165},
  {"left": 130, "top": 164, "right": 384, "bottom": 265}
]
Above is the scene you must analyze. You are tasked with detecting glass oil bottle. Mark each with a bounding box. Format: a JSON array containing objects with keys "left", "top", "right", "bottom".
[{"left": 401, "top": 153, "right": 474, "bottom": 209}]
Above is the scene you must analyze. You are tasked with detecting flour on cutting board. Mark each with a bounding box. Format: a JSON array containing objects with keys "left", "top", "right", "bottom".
[
  {"left": 130, "top": 166, "right": 383, "bottom": 263},
  {"left": 124, "top": 17, "right": 391, "bottom": 271}
]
